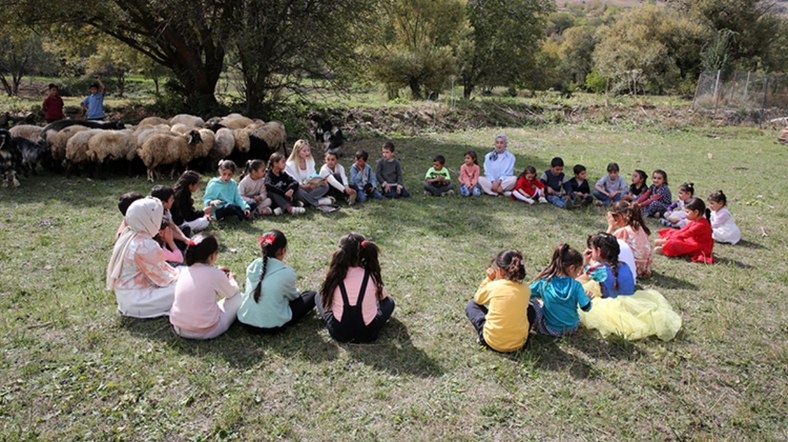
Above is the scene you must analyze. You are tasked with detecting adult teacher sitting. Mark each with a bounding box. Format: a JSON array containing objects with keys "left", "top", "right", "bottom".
[{"left": 478, "top": 133, "right": 517, "bottom": 196}]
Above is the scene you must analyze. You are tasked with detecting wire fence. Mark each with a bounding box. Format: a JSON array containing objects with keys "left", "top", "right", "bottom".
[{"left": 692, "top": 71, "right": 788, "bottom": 112}]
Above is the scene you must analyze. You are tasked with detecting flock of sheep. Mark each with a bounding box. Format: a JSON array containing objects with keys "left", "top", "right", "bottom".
[{"left": 0, "top": 113, "right": 287, "bottom": 186}]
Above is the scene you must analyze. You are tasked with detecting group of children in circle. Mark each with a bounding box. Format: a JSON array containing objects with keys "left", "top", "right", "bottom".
[{"left": 105, "top": 133, "right": 742, "bottom": 346}]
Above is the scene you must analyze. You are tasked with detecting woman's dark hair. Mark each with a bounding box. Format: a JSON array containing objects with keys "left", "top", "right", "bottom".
[
  {"left": 267, "top": 152, "right": 285, "bottom": 171},
  {"left": 708, "top": 189, "right": 727, "bottom": 207},
  {"left": 532, "top": 243, "right": 583, "bottom": 282},
  {"left": 679, "top": 182, "right": 695, "bottom": 196},
  {"left": 685, "top": 197, "right": 711, "bottom": 221},
  {"left": 118, "top": 192, "right": 144, "bottom": 215},
  {"left": 174, "top": 170, "right": 201, "bottom": 196},
  {"left": 150, "top": 185, "right": 175, "bottom": 202},
  {"left": 241, "top": 159, "right": 265, "bottom": 180},
  {"left": 653, "top": 169, "right": 668, "bottom": 185},
  {"left": 253, "top": 230, "right": 287, "bottom": 303},
  {"left": 464, "top": 150, "right": 478, "bottom": 165},
  {"left": 218, "top": 159, "right": 237, "bottom": 173},
  {"left": 587, "top": 232, "right": 621, "bottom": 290},
  {"left": 185, "top": 233, "right": 219, "bottom": 266},
  {"left": 320, "top": 232, "right": 384, "bottom": 311},
  {"left": 609, "top": 201, "right": 650, "bottom": 235},
  {"left": 491, "top": 250, "right": 526, "bottom": 282},
  {"left": 518, "top": 165, "right": 537, "bottom": 179}
]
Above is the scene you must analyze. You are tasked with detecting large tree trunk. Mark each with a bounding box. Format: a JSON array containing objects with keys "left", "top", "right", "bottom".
[
  {"left": 463, "top": 81, "right": 474, "bottom": 99},
  {"left": 409, "top": 78, "right": 422, "bottom": 100}
]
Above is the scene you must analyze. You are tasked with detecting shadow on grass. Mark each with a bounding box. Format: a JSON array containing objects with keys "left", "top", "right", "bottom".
[
  {"left": 713, "top": 256, "right": 755, "bottom": 269},
  {"left": 731, "top": 239, "right": 766, "bottom": 250},
  {"left": 342, "top": 317, "right": 444, "bottom": 378},
  {"left": 648, "top": 271, "right": 699, "bottom": 291}
]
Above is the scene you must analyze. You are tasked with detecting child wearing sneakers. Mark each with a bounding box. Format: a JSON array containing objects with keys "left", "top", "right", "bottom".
[
  {"left": 512, "top": 166, "right": 547, "bottom": 204},
  {"left": 375, "top": 141, "right": 410, "bottom": 198},
  {"left": 423, "top": 155, "right": 453, "bottom": 196},
  {"left": 320, "top": 151, "right": 357, "bottom": 205},
  {"left": 567, "top": 164, "right": 593, "bottom": 206},
  {"left": 239, "top": 159, "right": 274, "bottom": 216},
  {"left": 349, "top": 150, "right": 383, "bottom": 202},
  {"left": 593, "top": 162, "right": 629, "bottom": 206},
  {"left": 540, "top": 157, "right": 571, "bottom": 208}
]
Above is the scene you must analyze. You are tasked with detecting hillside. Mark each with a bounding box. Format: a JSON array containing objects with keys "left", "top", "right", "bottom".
[{"left": 558, "top": 0, "right": 788, "bottom": 13}]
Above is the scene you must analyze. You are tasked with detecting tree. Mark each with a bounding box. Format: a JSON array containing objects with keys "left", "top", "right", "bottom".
[
  {"left": 230, "top": 0, "right": 373, "bottom": 115},
  {"left": 0, "top": 26, "right": 56, "bottom": 96},
  {"left": 459, "top": 0, "right": 554, "bottom": 98},
  {"left": 369, "top": 0, "right": 465, "bottom": 100},
  {"left": 558, "top": 25, "right": 597, "bottom": 87}
]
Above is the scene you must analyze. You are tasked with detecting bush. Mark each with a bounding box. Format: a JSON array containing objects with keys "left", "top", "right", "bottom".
[{"left": 585, "top": 70, "right": 606, "bottom": 94}]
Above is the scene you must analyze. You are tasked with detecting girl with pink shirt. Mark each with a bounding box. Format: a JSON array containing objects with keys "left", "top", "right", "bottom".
[
  {"left": 459, "top": 150, "right": 481, "bottom": 197},
  {"left": 316, "top": 233, "right": 395, "bottom": 343},
  {"left": 169, "top": 233, "right": 242, "bottom": 340}
]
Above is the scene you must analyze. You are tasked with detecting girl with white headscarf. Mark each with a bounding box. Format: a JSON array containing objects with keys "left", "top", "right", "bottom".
[
  {"left": 106, "top": 197, "right": 179, "bottom": 318},
  {"left": 479, "top": 133, "right": 517, "bottom": 196}
]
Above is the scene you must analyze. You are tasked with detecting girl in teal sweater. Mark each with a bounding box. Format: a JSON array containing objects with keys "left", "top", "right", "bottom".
[
  {"left": 237, "top": 230, "right": 317, "bottom": 333},
  {"left": 203, "top": 160, "right": 252, "bottom": 222}
]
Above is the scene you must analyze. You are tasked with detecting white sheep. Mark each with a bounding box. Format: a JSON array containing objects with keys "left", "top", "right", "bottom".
[
  {"left": 138, "top": 130, "right": 203, "bottom": 182},
  {"left": 211, "top": 127, "right": 235, "bottom": 162},
  {"left": 233, "top": 127, "right": 252, "bottom": 153},
  {"left": 170, "top": 123, "right": 193, "bottom": 135},
  {"left": 47, "top": 126, "right": 89, "bottom": 161},
  {"left": 220, "top": 114, "right": 255, "bottom": 129},
  {"left": 9, "top": 125, "right": 43, "bottom": 143},
  {"left": 249, "top": 120, "right": 287, "bottom": 154},
  {"left": 194, "top": 128, "right": 215, "bottom": 160},
  {"left": 137, "top": 116, "right": 170, "bottom": 127},
  {"left": 64, "top": 129, "right": 102, "bottom": 175},
  {"left": 169, "top": 114, "right": 205, "bottom": 128},
  {"left": 87, "top": 129, "right": 137, "bottom": 164},
  {"left": 133, "top": 125, "right": 175, "bottom": 148}
]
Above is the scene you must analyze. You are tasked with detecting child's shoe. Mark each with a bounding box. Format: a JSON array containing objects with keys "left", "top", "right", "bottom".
[
  {"left": 503, "top": 191, "right": 512, "bottom": 197},
  {"left": 259, "top": 207, "right": 273, "bottom": 216},
  {"left": 318, "top": 196, "right": 336, "bottom": 206},
  {"left": 524, "top": 197, "right": 535, "bottom": 205},
  {"left": 289, "top": 207, "right": 306, "bottom": 215},
  {"left": 347, "top": 193, "right": 356, "bottom": 205},
  {"left": 538, "top": 196, "right": 548, "bottom": 204},
  {"left": 273, "top": 207, "right": 283, "bottom": 216}
]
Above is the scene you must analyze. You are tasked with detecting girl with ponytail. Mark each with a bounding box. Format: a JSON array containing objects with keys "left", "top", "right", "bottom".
[
  {"left": 607, "top": 201, "right": 653, "bottom": 277},
  {"left": 655, "top": 197, "right": 715, "bottom": 263},
  {"left": 236, "top": 230, "right": 317, "bottom": 333},
  {"left": 528, "top": 244, "right": 592, "bottom": 337},
  {"left": 708, "top": 190, "right": 741, "bottom": 244},
  {"left": 238, "top": 159, "right": 274, "bottom": 216},
  {"left": 465, "top": 249, "right": 531, "bottom": 352},
  {"left": 316, "top": 233, "right": 395, "bottom": 343},
  {"left": 659, "top": 182, "right": 695, "bottom": 228},
  {"left": 581, "top": 233, "right": 635, "bottom": 298}
]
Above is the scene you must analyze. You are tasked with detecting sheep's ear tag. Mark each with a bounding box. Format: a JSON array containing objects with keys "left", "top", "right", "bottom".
[{"left": 187, "top": 134, "right": 194, "bottom": 144}]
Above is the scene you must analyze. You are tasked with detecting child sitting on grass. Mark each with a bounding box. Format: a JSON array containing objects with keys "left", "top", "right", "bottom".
[
  {"left": 637, "top": 169, "right": 672, "bottom": 218},
  {"left": 320, "top": 151, "right": 357, "bottom": 205},
  {"left": 203, "top": 160, "right": 252, "bottom": 222},
  {"left": 540, "top": 157, "right": 571, "bottom": 208},
  {"left": 316, "top": 233, "right": 395, "bottom": 343},
  {"left": 567, "top": 164, "right": 593, "bottom": 206},
  {"left": 239, "top": 159, "right": 274, "bottom": 216},
  {"left": 151, "top": 185, "right": 190, "bottom": 245},
  {"left": 172, "top": 171, "right": 212, "bottom": 234},
  {"left": 264, "top": 153, "right": 307, "bottom": 216},
  {"left": 237, "top": 230, "right": 317, "bottom": 333},
  {"left": 512, "top": 165, "right": 547, "bottom": 205},
  {"left": 375, "top": 141, "right": 410, "bottom": 198},
  {"left": 607, "top": 201, "right": 652, "bottom": 278},
  {"left": 458, "top": 150, "right": 481, "bottom": 197},
  {"left": 115, "top": 191, "right": 144, "bottom": 239},
  {"left": 579, "top": 233, "right": 635, "bottom": 298},
  {"left": 660, "top": 182, "right": 694, "bottom": 228},
  {"left": 708, "top": 190, "right": 741, "bottom": 244},
  {"left": 465, "top": 249, "right": 531, "bottom": 352},
  {"left": 349, "top": 150, "right": 382, "bottom": 202},
  {"left": 423, "top": 155, "right": 454, "bottom": 196},
  {"left": 624, "top": 169, "right": 648, "bottom": 201},
  {"left": 593, "top": 162, "right": 628, "bottom": 206},
  {"left": 654, "top": 197, "right": 714, "bottom": 263},
  {"left": 169, "top": 233, "right": 242, "bottom": 340},
  {"left": 529, "top": 244, "right": 592, "bottom": 336}
]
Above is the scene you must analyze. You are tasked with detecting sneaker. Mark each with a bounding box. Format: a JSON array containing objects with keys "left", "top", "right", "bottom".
[
  {"left": 538, "top": 197, "right": 548, "bottom": 204},
  {"left": 289, "top": 207, "right": 306, "bottom": 215},
  {"left": 503, "top": 191, "right": 512, "bottom": 197},
  {"left": 273, "top": 207, "right": 283, "bottom": 216},
  {"left": 444, "top": 189, "right": 454, "bottom": 196},
  {"left": 347, "top": 192, "right": 356, "bottom": 205},
  {"left": 524, "top": 197, "right": 535, "bottom": 205},
  {"left": 295, "top": 201, "right": 305, "bottom": 207},
  {"left": 319, "top": 205, "right": 338, "bottom": 213},
  {"left": 317, "top": 197, "right": 335, "bottom": 206},
  {"left": 260, "top": 207, "right": 273, "bottom": 216}
]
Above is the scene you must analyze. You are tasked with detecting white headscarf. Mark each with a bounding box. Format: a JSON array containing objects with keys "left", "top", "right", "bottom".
[{"left": 106, "top": 197, "right": 163, "bottom": 290}]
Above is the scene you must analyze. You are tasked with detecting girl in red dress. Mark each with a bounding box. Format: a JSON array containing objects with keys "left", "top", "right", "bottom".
[{"left": 654, "top": 198, "right": 714, "bottom": 263}]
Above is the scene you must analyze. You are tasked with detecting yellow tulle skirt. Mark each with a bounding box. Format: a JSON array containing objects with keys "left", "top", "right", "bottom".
[{"left": 579, "top": 281, "right": 682, "bottom": 341}]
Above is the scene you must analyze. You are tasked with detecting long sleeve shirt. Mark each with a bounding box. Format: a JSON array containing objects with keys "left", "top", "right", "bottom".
[
  {"left": 375, "top": 158, "right": 405, "bottom": 188},
  {"left": 172, "top": 189, "right": 205, "bottom": 225},
  {"left": 637, "top": 184, "right": 672, "bottom": 207},
  {"left": 473, "top": 277, "right": 531, "bottom": 352},
  {"left": 285, "top": 158, "right": 318, "bottom": 184},
  {"left": 237, "top": 258, "right": 300, "bottom": 328},
  {"left": 483, "top": 150, "right": 516, "bottom": 181},
  {"left": 170, "top": 263, "right": 240, "bottom": 333},
  {"left": 264, "top": 169, "right": 299, "bottom": 196},
  {"left": 202, "top": 178, "right": 250, "bottom": 218},
  {"left": 459, "top": 163, "right": 480, "bottom": 188},
  {"left": 42, "top": 95, "right": 65, "bottom": 120},
  {"left": 349, "top": 163, "right": 377, "bottom": 189},
  {"left": 540, "top": 170, "right": 570, "bottom": 195},
  {"left": 238, "top": 175, "right": 268, "bottom": 205},
  {"left": 319, "top": 163, "right": 349, "bottom": 192}
]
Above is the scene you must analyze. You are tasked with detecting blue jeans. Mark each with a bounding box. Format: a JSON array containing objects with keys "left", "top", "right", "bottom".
[
  {"left": 460, "top": 184, "right": 481, "bottom": 197},
  {"left": 353, "top": 184, "right": 382, "bottom": 202},
  {"left": 546, "top": 194, "right": 568, "bottom": 208},
  {"left": 593, "top": 189, "right": 626, "bottom": 206},
  {"left": 382, "top": 185, "right": 410, "bottom": 198}
]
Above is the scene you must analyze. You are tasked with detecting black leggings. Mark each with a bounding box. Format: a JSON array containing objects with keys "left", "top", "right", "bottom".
[
  {"left": 242, "top": 291, "right": 317, "bottom": 334},
  {"left": 465, "top": 300, "right": 536, "bottom": 347},
  {"left": 214, "top": 204, "right": 249, "bottom": 221}
]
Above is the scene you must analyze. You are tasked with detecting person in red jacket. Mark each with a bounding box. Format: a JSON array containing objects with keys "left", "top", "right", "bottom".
[
  {"left": 41, "top": 84, "right": 65, "bottom": 123},
  {"left": 654, "top": 197, "right": 714, "bottom": 263}
]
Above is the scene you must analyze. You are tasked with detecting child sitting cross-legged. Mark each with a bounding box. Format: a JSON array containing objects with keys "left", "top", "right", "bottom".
[
  {"left": 540, "top": 157, "right": 571, "bottom": 208},
  {"left": 316, "top": 233, "right": 396, "bottom": 343},
  {"left": 567, "top": 164, "right": 593, "bottom": 207},
  {"left": 512, "top": 166, "right": 547, "bottom": 205},
  {"left": 654, "top": 197, "right": 714, "bottom": 263},
  {"left": 349, "top": 150, "right": 382, "bottom": 202},
  {"left": 465, "top": 249, "right": 531, "bottom": 352},
  {"left": 458, "top": 150, "right": 481, "bottom": 197},
  {"left": 593, "top": 162, "right": 629, "bottom": 206},
  {"left": 659, "top": 182, "right": 695, "bottom": 228},
  {"left": 578, "top": 233, "right": 635, "bottom": 298},
  {"left": 238, "top": 159, "right": 275, "bottom": 216},
  {"left": 169, "top": 233, "right": 242, "bottom": 340},
  {"left": 375, "top": 141, "right": 410, "bottom": 198},
  {"left": 320, "top": 151, "right": 357, "bottom": 205},
  {"left": 423, "top": 155, "right": 454, "bottom": 196},
  {"left": 203, "top": 160, "right": 252, "bottom": 222}
]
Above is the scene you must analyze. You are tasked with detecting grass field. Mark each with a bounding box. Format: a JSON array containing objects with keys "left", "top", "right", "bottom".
[{"left": 0, "top": 124, "right": 785, "bottom": 441}]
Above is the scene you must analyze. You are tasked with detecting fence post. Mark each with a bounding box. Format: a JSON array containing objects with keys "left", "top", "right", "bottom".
[
  {"left": 761, "top": 76, "right": 769, "bottom": 121},
  {"left": 744, "top": 71, "right": 751, "bottom": 103},
  {"left": 713, "top": 69, "right": 721, "bottom": 114}
]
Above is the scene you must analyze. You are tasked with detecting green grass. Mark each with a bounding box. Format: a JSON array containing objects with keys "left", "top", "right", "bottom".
[{"left": 0, "top": 124, "right": 785, "bottom": 440}]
